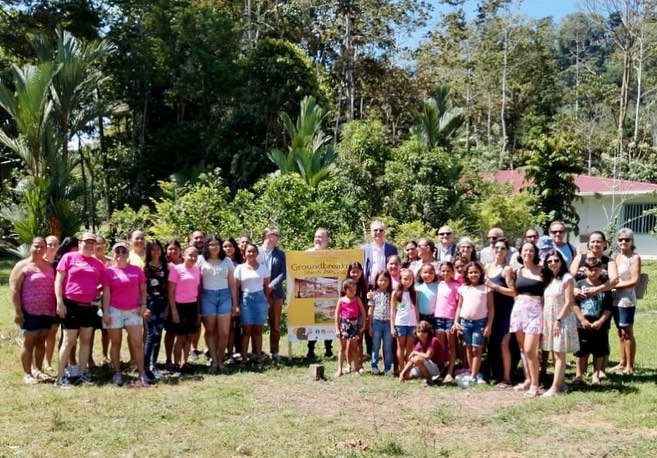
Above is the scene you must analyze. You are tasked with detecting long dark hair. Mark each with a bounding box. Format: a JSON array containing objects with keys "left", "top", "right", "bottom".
[
  {"left": 224, "top": 237, "right": 244, "bottom": 264},
  {"left": 145, "top": 239, "right": 169, "bottom": 277},
  {"left": 543, "top": 249, "right": 568, "bottom": 282},
  {"left": 53, "top": 236, "right": 79, "bottom": 265},
  {"left": 345, "top": 261, "right": 367, "bottom": 300},
  {"left": 394, "top": 268, "right": 417, "bottom": 305},
  {"left": 202, "top": 234, "right": 226, "bottom": 260},
  {"left": 516, "top": 242, "right": 541, "bottom": 266}
]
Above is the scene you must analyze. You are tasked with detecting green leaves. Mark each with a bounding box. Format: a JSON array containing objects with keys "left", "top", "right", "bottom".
[{"left": 267, "top": 95, "right": 336, "bottom": 188}]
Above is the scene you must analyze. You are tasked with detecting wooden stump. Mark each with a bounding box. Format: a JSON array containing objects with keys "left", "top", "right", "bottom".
[{"left": 309, "top": 364, "right": 324, "bottom": 381}]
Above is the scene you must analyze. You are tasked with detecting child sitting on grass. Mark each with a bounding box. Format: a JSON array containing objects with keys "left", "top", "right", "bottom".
[
  {"left": 572, "top": 257, "right": 612, "bottom": 385},
  {"left": 399, "top": 320, "right": 445, "bottom": 385}
]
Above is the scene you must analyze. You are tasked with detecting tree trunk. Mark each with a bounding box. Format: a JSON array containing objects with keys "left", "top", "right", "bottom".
[
  {"left": 500, "top": 27, "right": 508, "bottom": 161},
  {"left": 633, "top": 29, "right": 644, "bottom": 144}
]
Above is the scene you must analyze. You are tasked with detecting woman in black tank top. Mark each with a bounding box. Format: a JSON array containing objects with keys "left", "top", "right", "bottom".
[
  {"left": 509, "top": 242, "right": 546, "bottom": 397},
  {"left": 484, "top": 238, "right": 519, "bottom": 386}
]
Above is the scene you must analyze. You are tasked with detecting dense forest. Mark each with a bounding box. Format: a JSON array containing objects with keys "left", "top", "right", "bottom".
[{"left": 1, "top": 0, "right": 656, "bottom": 249}]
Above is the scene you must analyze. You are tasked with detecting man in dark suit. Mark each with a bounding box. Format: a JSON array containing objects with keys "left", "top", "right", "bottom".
[
  {"left": 259, "top": 228, "right": 286, "bottom": 362},
  {"left": 363, "top": 221, "right": 398, "bottom": 357}
]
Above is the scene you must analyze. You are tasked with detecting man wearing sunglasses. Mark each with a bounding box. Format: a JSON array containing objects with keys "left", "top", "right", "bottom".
[
  {"left": 436, "top": 225, "right": 457, "bottom": 264},
  {"left": 480, "top": 228, "right": 518, "bottom": 266},
  {"left": 549, "top": 221, "right": 578, "bottom": 268}
]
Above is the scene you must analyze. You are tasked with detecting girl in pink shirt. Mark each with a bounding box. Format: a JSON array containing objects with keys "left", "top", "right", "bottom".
[
  {"left": 335, "top": 278, "right": 366, "bottom": 377},
  {"left": 453, "top": 262, "right": 494, "bottom": 385},
  {"left": 168, "top": 246, "right": 201, "bottom": 370},
  {"left": 434, "top": 262, "right": 459, "bottom": 383}
]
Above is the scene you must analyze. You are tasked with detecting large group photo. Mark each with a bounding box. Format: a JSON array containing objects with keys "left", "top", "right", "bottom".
[{"left": 3, "top": 0, "right": 657, "bottom": 456}]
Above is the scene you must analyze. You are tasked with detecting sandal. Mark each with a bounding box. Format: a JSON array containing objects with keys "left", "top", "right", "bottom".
[
  {"left": 23, "top": 374, "right": 38, "bottom": 385},
  {"left": 572, "top": 376, "right": 584, "bottom": 386},
  {"left": 33, "top": 371, "right": 53, "bottom": 382},
  {"left": 514, "top": 380, "right": 530, "bottom": 392},
  {"left": 496, "top": 380, "right": 512, "bottom": 389}
]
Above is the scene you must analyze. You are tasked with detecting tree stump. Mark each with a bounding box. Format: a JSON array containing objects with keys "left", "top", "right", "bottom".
[{"left": 309, "top": 364, "right": 324, "bottom": 381}]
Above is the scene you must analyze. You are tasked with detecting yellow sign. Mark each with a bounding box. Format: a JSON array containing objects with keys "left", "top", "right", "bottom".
[{"left": 286, "top": 249, "right": 363, "bottom": 342}]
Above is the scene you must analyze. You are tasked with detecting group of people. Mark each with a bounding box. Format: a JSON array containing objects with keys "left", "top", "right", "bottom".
[
  {"left": 332, "top": 221, "right": 640, "bottom": 397},
  {"left": 10, "top": 220, "right": 641, "bottom": 397},
  {"left": 10, "top": 229, "right": 282, "bottom": 388}
]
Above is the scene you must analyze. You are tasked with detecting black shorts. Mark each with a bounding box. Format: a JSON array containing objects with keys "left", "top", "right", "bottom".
[
  {"left": 174, "top": 302, "right": 199, "bottom": 336},
  {"left": 20, "top": 311, "right": 54, "bottom": 333},
  {"left": 575, "top": 325, "right": 610, "bottom": 358},
  {"left": 62, "top": 299, "right": 99, "bottom": 330}
]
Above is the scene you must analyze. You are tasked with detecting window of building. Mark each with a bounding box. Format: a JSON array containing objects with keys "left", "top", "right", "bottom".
[{"left": 622, "top": 203, "right": 657, "bottom": 234}]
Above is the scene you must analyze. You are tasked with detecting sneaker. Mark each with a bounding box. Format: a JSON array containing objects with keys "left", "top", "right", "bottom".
[
  {"left": 371, "top": 367, "right": 380, "bottom": 375},
  {"left": 23, "top": 374, "right": 38, "bottom": 385},
  {"left": 65, "top": 365, "right": 80, "bottom": 378},
  {"left": 272, "top": 354, "right": 283, "bottom": 363},
  {"left": 204, "top": 349, "right": 211, "bottom": 360},
  {"left": 139, "top": 374, "right": 154, "bottom": 385},
  {"left": 476, "top": 373, "right": 487, "bottom": 385},
  {"left": 112, "top": 372, "right": 124, "bottom": 387},
  {"left": 75, "top": 372, "right": 93, "bottom": 386},
  {"left": 457, "top": 376, "right": 475, "bottom": 388},
  {"left": 54, "top": 376, "right": 73, "bottom": 389},
  {"left": 188, "top": 351, "right": 199, "bottom": 362},
  {"left": 324, "top": 350, "right": 334, "bottom": 358},
  {"left": 144, "top": 370, "right": 156, "bottom": 383},
  {"left": 304, "top": 351, "right": 317, "bottom": 361},
  {"left": 150, "top": 367, "right": 163, "bottom": 380},
  {"left": 384, "top": 370, "right": 393, "bottom": 377}
]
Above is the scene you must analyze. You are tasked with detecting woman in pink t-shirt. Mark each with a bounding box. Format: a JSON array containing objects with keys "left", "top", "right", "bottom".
[
  {"left": 54, "top": 232, "right": 105, "bottom": 388},
  {"left": 102, "top": 242, "right": 148, "bottom": 386},
  {"left": 9, "top": 237, "right": 56, "bottom": 384},
  {"left": 168, "top": 246, "right": 201, "bottom": 371}
]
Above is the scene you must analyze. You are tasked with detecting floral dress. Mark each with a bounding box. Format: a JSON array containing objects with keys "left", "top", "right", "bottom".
[{"left": 541, "top": 273, "right": 580, "bottom": 353}]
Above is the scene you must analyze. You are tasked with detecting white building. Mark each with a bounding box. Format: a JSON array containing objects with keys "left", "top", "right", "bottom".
[{"left": 491, "top": 171, "right": 657, "bottom": 258}]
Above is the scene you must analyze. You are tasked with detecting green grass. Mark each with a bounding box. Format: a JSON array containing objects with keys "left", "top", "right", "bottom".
[{"left": 1, "top": 256, "right": 657, "bottom": 456}]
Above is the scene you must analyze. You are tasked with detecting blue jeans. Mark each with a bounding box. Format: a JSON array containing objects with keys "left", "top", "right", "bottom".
[
  {"left": 371, "top": 320, "right": 393, "bottom": 372},
  {"left": 144, "top": 295, "right": 166, "bottom": 367}
]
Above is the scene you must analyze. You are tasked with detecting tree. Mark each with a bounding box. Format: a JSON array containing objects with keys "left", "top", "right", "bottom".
[
  {"left": 410, "top": 86, "right": 465, "bottom": 151},
  {"left": 268, "top": 95, "right": 336, "bottom": 188},
  {"left": 521, "top": 135, "right": 584, "bottom": 234}
]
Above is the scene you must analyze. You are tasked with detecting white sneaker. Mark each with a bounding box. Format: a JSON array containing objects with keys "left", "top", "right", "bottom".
[{"left": 371, "top": 368, "right": 380, "bottom": 375}]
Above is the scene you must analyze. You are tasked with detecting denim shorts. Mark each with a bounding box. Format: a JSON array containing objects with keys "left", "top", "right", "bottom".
[
  {"left": 20, "top": 311, "right": 54, "bottom": 333},
  {"left": 461, "top": 317, "right": 488, "bottom": 347},
  {"left": 200, "top": 288, "right": 232, "bottom": 317},
  {"left": 241, "top": 290, "right": 268, "bottom": 325},
  {"left": 434, "top": 317, "right": 454, "bottom": 333},
  {"left": 395, "top": 325, "right": 415, "bottom": 338},
  {"left": 613, "top": 306, "right": 636, "bottom": 328},
  {"left": 103, "top": 306, "right": 142, "bottom": 329}
]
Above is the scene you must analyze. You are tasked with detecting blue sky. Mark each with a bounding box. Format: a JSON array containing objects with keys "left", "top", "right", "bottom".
[{"left": 408, "top": 0, "right": 580, "bottom": 49}]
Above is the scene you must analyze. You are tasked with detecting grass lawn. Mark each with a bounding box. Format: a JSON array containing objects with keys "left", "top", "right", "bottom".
[{"left": 1, "top": 257, "right": 657, "bottom": 456}]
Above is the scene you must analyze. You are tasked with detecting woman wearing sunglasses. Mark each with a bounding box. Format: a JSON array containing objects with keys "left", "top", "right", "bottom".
[
  {"left": 541, "top": 250, "right": 579, "bottom": 396},
  {"left": 610, "top": 228, "right": 641, "bottom": 376}
]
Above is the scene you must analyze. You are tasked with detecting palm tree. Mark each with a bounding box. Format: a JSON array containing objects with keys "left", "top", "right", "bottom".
[
  {"left": 411, "top": 86, "right": 465, "bottom": 151},
  {"left": 268, "top": 95, "right": 336, "bottom": 188}
]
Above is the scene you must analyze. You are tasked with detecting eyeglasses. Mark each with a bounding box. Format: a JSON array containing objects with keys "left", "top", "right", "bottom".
[
  {"left": 525, "top": 234, "right": 538, "bottom": 239},
  {"left": 546, "top": 259, "right": 561, "bottom": 264},
  {"left": 494, "top": 246, "right": 507, "bottom": 251},
  {"left": 618, "top": 238, "right": 631, "bottom": 242},
  {"left": 114, "top": 248, "right": 128, "bottom": 255},
  {"left": 487, "top": 236, "right": 498, "bottom": 241},
  {"left": 550, "top": 230, "right": 564, "bottom": 235},
  {"left": 438, "top": 232, "right": 452, "bottom": 236}
]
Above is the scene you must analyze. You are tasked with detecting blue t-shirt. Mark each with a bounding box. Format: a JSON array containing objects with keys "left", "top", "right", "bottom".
[
  {"left": 416, "top": 282, "right": 437, "bottom": 316},
  {"left": 575, "top": 279, "right": 612, "bottom": 325}
]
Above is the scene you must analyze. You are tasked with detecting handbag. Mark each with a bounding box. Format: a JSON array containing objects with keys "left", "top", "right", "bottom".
[{"left": 635, "top": 273, "right": 649, "bottom": 299}]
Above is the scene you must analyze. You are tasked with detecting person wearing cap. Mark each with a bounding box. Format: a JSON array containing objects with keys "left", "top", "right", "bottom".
[
  {"left": 128, "top": 230, "right": 146, "bottom": 268},
  {"left": 54, "top": 232, "right": 106, "bottom": 388},
  {"left": 102, "top": 242, "right": 150, "bottom": 386},
  {"left": 537, "top": 236, "right": 554, "bottom": 264},
  {"left": 258, "top": 228, "right": 286, "bottom": 363},
  {"left": 549, "top": 221, "right": 578, "bottom": 268}
]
